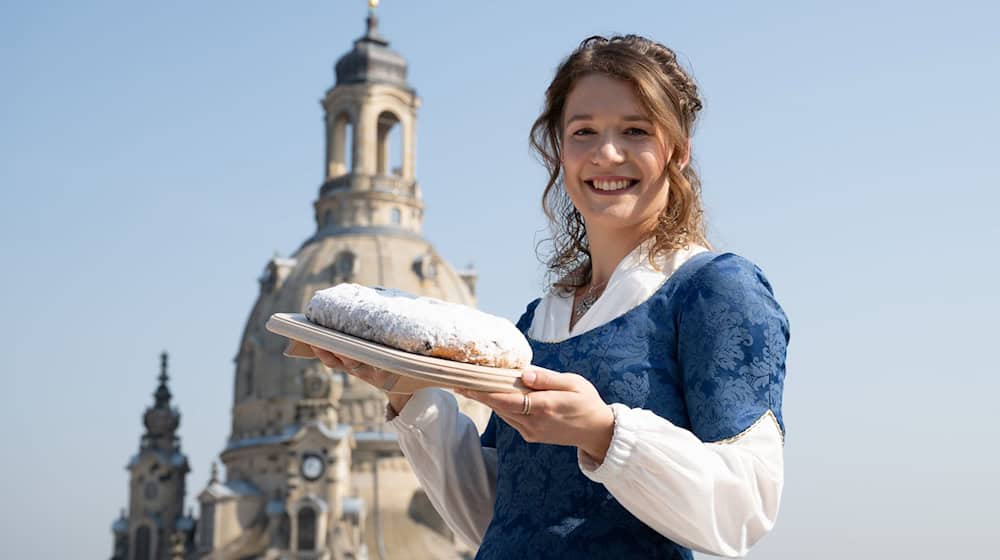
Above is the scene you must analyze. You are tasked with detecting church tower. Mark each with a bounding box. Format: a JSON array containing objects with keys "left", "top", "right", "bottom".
[
  {"left": 195, "top": 3, "right": 487, "bottom": 559},
  {"left": 110, "top": 352, "right": 196, "bottom": 560},
  {"left": 318, "top": 0, "right": 422, "bottom": 237}
]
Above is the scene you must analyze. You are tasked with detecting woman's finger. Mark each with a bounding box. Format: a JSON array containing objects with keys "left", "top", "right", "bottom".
[
  {"left": 520, "top": 367, "right": 580, "bottom": 392},
  {"left": 310, "top": 347, "right": 393, "bottom": 388},
  {"left": 463, "top": 389, "right": 537, "bottom": 417}
]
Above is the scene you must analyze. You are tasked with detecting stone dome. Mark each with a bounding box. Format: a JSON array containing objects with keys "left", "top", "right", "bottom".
[
  {"left": 335, "top": 13, "right": 409, "bottom": 89},
  {"left": 225, "top": 228, "right": 484, "bottom": 559},
  {"left": 231, "top": 229, "right": 478, "bottom": 438}
]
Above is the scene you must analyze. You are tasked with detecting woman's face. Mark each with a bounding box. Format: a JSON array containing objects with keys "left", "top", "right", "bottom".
[{"left": 560, "top": 73, "right": 674, "bottom": 238}]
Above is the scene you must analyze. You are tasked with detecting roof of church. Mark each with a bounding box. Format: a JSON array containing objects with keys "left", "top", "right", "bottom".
[{"left": 335, "top": 11, "right": 409, "bottom": 88}]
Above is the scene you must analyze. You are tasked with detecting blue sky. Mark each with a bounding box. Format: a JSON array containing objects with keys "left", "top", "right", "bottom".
[{"left": 1, "top": 1, "right": 997, "bottom": 558}]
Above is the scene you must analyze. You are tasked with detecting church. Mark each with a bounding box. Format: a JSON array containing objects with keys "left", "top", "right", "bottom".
[{"left": 110, "top": 5, "right": 490, "bottom": 559}]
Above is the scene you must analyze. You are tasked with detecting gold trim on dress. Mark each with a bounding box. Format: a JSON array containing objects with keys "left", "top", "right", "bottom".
[{"left": 708, "top": 409, "right": 784, "bottom": 445}]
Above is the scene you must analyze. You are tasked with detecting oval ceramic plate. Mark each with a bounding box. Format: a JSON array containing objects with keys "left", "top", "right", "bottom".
[{"left": 266, "top": 313, "right": 527, "bottom": 394}]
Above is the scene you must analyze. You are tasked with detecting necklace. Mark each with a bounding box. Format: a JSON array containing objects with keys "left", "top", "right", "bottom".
[{"left": 573, "top": 279, "right": 609, "bottom": 320}]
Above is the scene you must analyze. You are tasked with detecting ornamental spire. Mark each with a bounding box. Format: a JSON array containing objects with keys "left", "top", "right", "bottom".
[{"left": 154, "top": 350, "right": 172, "bottom": 409}]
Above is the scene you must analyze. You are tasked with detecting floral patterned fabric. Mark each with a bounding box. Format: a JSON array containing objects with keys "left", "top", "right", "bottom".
[{"left": 475, "top": 252, "right": 789, "bottom": 559}]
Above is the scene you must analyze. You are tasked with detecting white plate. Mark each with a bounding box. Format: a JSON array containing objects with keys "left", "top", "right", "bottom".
[{"left": 266, "top": 313, "right": 527, "bottom": 394}]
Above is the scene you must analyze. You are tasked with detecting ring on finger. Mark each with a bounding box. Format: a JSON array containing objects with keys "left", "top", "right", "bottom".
[
  {"left": 520, "top": 392, "right": 532, "bottom": 416},
  {"left": 347, "top": 364, "right": 364, "bottom": 373}
]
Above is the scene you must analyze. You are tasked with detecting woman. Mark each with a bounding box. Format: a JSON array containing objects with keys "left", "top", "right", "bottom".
[{"left": 313, "top": 35, "right": 788, "bottom": 559}]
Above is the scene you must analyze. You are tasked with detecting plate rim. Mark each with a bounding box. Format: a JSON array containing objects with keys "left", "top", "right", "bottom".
[{"left": 265, "top": 313, "right": 527, "bottom": 392}]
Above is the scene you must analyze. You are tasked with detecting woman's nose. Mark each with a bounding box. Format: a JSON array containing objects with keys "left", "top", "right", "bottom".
[{"left": 592, "top": 136, "right": 626, "bottom": 164}]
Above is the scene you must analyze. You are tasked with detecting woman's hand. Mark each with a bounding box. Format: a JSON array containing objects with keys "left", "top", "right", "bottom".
[
  {"left": 456, "top": 367, "right": 615, "bottom": 463},
  {"left": 309, "top": 346, "right": 412, "bottom": 414}
]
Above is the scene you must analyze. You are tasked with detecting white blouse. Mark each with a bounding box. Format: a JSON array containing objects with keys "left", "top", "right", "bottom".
[{"left": 388, "top": 243, "right": 785, "bottom": 557}]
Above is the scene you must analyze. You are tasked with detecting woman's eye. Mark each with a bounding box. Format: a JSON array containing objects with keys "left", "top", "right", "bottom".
[
  {"left": 572, "top": 128, "right": 596, "bottom": 136},
  {"left": 625, "top": 127, "right": 650, "bottom": 136}
]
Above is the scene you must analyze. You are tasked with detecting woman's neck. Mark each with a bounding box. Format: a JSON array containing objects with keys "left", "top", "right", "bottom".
[{"left": 584, "top": 223, "right": 650, "bottom": 288}]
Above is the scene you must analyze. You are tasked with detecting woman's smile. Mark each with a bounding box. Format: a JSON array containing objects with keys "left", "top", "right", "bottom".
[{"left": 585, "top": 176, "right": 641, "bottom": 194}]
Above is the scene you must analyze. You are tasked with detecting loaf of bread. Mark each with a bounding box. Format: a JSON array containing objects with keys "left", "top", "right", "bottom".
[{"left": 304, "top": 283, "right": 532, "bottom": 369}]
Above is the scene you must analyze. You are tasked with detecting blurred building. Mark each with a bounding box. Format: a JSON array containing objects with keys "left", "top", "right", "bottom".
[
  {"left": 110, "top": 353, "right": 197, "bottom": 560},
  {"left": 111, "top": 5, "right": 487, "bottom": 559}
]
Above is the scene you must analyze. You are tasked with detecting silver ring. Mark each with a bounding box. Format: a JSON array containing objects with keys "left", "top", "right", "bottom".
[
  {"left": 347, "top": 364, "right": 364, "bottom": 373},
  {"left": 520, "top": 393, "right": 532, "bottom": 416}
]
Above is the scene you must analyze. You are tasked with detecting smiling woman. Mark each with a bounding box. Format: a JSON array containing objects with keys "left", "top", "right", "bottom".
[{"left": 310, "top": 34, "right": 789, "bottom": 560}]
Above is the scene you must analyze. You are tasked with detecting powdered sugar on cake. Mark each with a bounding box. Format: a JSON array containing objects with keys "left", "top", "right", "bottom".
[{"left": 305, "top": 283, "right": 532, "bottom": 369}]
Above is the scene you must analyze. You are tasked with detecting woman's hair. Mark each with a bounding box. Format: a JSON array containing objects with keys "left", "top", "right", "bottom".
[{"left": 530, "top": 34, "right": 710, "bottom": 290}]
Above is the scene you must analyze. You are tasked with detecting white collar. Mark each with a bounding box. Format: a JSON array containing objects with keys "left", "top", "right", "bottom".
[{"left": 527, "top": 242, "right": 708, "bottom": 342}]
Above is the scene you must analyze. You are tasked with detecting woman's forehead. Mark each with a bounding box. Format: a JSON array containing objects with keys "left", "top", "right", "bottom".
[{"left": 564, "top": 74, "right": 648, "bottom": 121}]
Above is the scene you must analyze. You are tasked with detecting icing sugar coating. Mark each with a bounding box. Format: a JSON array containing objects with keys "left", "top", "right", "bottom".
[{"left": 305, "top": 283, "right": 532, "bottom": 369}]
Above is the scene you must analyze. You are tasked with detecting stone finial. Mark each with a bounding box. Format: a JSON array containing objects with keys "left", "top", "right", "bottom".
[
  {"left": 209, "top": 461, "right": 219, "bottom": 484},
  {"left": 143, "top": 351, "right": 180, "bottom": 443},
  {"left": 154, "top": 351, "right": 172, "bottom": 409}
]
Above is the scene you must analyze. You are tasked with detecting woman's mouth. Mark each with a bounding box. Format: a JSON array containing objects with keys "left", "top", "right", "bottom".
[{"left": 585, "top": 178, "right": 640, "bottom": 194}]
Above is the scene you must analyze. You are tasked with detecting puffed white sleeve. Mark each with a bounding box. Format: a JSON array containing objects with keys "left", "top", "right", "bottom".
[
  {"left": 579, "top": 254, "right": 790, "bottom": 557},
  {"left": 387, "top": 387, "right": 498, "bottom": 547},
  {"left": 578, "top": 407, "right": 784, "bottom": 557}
]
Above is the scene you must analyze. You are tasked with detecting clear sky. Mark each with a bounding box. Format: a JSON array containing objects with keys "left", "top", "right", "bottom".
[{"left": 1, "top": 1, "right": 997, "bottom": 558}]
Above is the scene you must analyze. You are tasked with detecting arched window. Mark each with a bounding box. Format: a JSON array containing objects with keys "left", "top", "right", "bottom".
[
  {"left": 323, "top": 209, "right": 333, "bottom": 227},
  {"left": 134, "top": 525, "right": 151, "bottom": 560},
  {"left": 329, "top": 112, "right": 354, "bottom": 177},
  {"left": 331, "top": 250, "right": 357, "bottom": 284},
  {"left": 344, "top": 122, "right": 354, "bottom": 172},
  {"left": 376, "top": 110, "right": 402, "bottom": 176},
  {"left": 413, "top": 254, "right": 438, "bottom": 281},
  {"left": 297, "top": 506, "right": 316, "bottom": 551},
  {"left": 390, "top": 207, "right": 401, "bottom": 225}
]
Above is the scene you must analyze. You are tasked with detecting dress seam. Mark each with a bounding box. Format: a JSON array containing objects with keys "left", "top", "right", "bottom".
[{"left": 707, "top": 409, "right": 785, "bottom": 445}]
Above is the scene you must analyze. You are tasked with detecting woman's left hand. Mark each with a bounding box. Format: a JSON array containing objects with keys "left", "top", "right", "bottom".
[{"left": 456, "top": 367, "right": 616, "bottom": 462}]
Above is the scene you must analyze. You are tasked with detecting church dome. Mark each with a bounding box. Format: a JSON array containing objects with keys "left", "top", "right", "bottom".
[
  {"left": 231, "top": 228, "right": 477, "bottom": 439},
  {"left": 334, "top": 13, "right": 409, "bottom": 88}
]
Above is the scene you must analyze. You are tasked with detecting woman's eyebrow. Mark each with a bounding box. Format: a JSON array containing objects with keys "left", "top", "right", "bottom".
[{"left": 565, "top": 114, "right": 651, "bottom": 125}]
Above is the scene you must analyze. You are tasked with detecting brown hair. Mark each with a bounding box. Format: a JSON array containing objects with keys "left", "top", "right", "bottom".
[{"left": 531, "top": 35, "right": 710, "bottom": 290}]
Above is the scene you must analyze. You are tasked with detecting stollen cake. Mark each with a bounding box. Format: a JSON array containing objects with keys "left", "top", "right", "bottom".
[{"left": 304, "top": 283, "right": 532, "bottom": 369}]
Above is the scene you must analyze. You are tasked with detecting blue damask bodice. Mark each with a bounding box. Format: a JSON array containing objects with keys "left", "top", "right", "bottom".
[{"left": 474, "top": 252, "right": 789, "bottom": 560}]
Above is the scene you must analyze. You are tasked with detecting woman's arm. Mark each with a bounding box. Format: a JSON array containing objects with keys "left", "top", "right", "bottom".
[
  {"left": 388, "top": 388, "right": 498, "bottom": 548},
  {"left": 578, "top": 406, "right": 783, "bottom": 557}
]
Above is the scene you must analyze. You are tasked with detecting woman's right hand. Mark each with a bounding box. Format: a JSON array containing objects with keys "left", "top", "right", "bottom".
[{"left": 309, "top": 346, "right": 412, "bottom": 414}]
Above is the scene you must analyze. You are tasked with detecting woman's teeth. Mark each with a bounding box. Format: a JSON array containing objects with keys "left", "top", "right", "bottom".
[{"left": 589, "top": 179, "right": 636, "bottom": 191}]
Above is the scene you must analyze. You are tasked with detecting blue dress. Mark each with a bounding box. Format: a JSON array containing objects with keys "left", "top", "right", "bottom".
[{"left": 474, "top": 252, "right": 789, "bottom": 560}]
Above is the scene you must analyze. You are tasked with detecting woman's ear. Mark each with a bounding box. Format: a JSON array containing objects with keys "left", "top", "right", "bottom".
[{"left": 677, "top": 138, "right": 691, "bottom": 171}]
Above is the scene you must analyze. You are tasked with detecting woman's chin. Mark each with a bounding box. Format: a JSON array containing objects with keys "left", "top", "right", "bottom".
[{"left": 579, "top": 208, "right": 652, "bottom": 233}]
